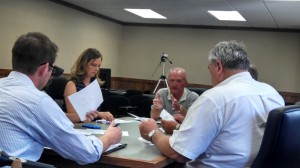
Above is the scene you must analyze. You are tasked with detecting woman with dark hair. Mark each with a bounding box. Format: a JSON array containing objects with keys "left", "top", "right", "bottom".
[{"left": 64, "top": 48, "right": 114, "bottom": 123}]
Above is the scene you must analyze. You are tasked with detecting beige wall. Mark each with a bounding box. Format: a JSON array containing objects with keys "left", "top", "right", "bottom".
[
  {"left": 0, "top": 0, "right": 123, "bottom": 76},
  {"left": 1, "top": 0, "right": 300, "bottom": 93},
  {"left": 120, "top": 27, "right": 300, "bottom": 92}
]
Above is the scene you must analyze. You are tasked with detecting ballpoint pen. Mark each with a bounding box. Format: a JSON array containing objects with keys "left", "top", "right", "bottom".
[{"left": 128, "top": 112, "right": 139, "bottom": 118}]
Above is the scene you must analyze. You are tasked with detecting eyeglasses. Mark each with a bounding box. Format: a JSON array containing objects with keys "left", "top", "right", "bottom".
[
  {"left": 49, "top": 64, "right": 64, "bottom": 77},
  {"left": 40, "top": 63, "right": 64, "bottom": 77}
]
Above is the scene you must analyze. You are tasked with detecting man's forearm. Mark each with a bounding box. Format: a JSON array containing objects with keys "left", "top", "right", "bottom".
[
  {"left": 66, "top": 113, "right": 80, "bottom": 123},
  {"left": 152, "top": 131, "right": 190, "bottom": 163},
  {"left": 99, "top": 135, "right": 112, "bottom": 153},
  {"left": 150, "top": 108, "right": 161, "bottom": 120}
]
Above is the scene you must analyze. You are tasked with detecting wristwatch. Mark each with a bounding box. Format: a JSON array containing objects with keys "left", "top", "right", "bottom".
[{"left": 148, "top": 130, "right": 159, "bottom": 143}]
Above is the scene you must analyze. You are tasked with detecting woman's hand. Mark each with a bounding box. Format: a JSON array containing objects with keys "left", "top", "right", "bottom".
[
  {"left": 98, "top": 111, "right": 114, "bottom": 121},
  {"left": 83, "top": 110, "right": 99, "bottom": 122}
]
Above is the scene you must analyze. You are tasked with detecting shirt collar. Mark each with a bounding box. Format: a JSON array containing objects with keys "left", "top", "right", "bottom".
[
  {"left": 216, "top": 71, "right": 252, "bottom": 87},
  {"left": 8, "top": 71, "right": 36, "bottom": 87},
  {"left": 167, "top": 88, "right": 188, "bottom": 102}
]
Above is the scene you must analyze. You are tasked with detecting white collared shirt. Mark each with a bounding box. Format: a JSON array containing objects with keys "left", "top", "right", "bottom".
[
  {"left": 0, "top": 71, "right": 103, "bottom": 164},
  {"left": 170, "top": 72, "right": 284, "bottom": 168}
]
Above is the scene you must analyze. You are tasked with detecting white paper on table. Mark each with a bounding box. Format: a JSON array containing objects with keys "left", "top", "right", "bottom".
[
  {"left": 114, "top": 119, "right": 137, "bottom": 124},
  {"left": 75, "top": 129, "right": 94, "bottom": 135},
  {"left": 75, "top": 129, "right": 129, "bottom": 136},
  {"left": 88, "top": 129, "right": 129, "bottom": 136},
  {"left": 138, "top": 137, "right": 154, "bottom": 145},
  {"left": 68, "top": 80, "right": 103, "bottom": 121},
  {"left": 160, "top": 109, "right": 175, "bottom": 121},
  {"left": 96, "top": 119, "right": 137, "bottom": 124},
  {"left": 127, "top": 113, "right": 149, "bottom": 122}
]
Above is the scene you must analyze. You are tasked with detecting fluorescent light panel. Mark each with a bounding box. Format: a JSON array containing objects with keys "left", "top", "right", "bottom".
[
  {"left": 208, "top": 11, "right": 246, "bottom": 21},
  {"left": 125, "top": 9, "right": 166, "bottom": 19},
  {"left": 264, "top": 0, "right": 300, "bottom": 1}
]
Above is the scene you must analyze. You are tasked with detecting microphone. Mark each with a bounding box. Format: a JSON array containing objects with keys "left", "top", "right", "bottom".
[{"left": 161, "top": 53, "right": 172, "bottom": 64}]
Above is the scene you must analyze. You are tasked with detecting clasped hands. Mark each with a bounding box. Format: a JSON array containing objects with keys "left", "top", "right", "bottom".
[
  {"left": 152, "top": 93, "right": 181, "bottom": 112},
  {"left": 152, "top": 93, "right": 184, "bottom": 134}
]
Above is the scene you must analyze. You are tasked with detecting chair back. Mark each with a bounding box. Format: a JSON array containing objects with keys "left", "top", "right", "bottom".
[
  {"left": 139, "top": 98, "right": 152, "bottom": 118},
  {"left": 43, "top": 75, "right": 68, "bottom": 111},
  {"left": 44, "top": 76, "right": 68, "bottom": 99},
  {"left": 251, "top": 105, "right": 300, "bottom": 168},
  {"left": 101, "top": 95, "right": 130, "bottom": 117},
  {"left": 124, "top": 90, "right": 143, "bottom": 98},
  {"left": 186, "top": 87, "right": 207, "bottom": 96},
  {"left": 129, "top": 95, "right": 153, "bottom": 117}
]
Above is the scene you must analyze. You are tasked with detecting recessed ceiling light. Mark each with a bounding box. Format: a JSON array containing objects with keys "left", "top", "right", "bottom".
[
  {"left": 125, "top": 9, "right": 166, "bottom": 19},
  {"left": 264, "top": 0, "right": 300, "bottom": 1},
  {"left": 208, "top": 11, "right": 246, "bottom": 21}
]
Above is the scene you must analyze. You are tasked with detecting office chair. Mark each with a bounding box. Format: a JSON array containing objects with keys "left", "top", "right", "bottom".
[
  {"left": 251, "top": 105, "right": 300, "bottom": 168},
  {"left": 101, "top": 88, "right": 118, "bottom": 100},
  {"left": 101, "top": 95, "right": 130, "bottom": 117},
  {"left": 186, "top": 87, "right": 207, "bottom": 96},
  {"left": 139, "top": 98, "right": 153, "bottom": 118},
  {"left": 0, "top": 150, "right": 55, "bottom": 168},
  {"left": 123, "top": 89, "right": 143, "bottom": 98},
  {"left": 43, "top": 75, "right": 68, "bottom": 111},
  {"left": 129, "top": 95, "right": 152, "bottom": 115}
]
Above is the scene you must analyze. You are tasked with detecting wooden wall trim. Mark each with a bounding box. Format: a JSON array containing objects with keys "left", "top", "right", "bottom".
[
  {"left": 111, "top": 77, "right": 212, "bottom": 92},
  {"left": 278, "top": 91, "right": 300, "bottom": 105},
  {"left": 1, "top": 69, "right": 299, "bottom": 104},
  {"left": 111, "top": 77, "right": 300, "bottom": 104},
  {"left": 0, "top": 69, "right": 11, "bottom": 78}
]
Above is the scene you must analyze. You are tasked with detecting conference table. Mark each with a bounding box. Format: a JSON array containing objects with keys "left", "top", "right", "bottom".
[{"left": 39, "top": 117, "right": 175, "bottom": 168}]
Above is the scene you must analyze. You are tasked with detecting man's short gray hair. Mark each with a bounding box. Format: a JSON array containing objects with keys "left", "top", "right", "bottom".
[
  {"left": 209, "top": 40, "right": 250, "bottom": 70},
  {"left": 168, "top": 67, "right": 187, "bottom": 81}
]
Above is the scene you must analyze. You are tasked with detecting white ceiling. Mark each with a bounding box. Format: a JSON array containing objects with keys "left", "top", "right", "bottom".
[{"left": 54, "top": 0, "right": 300, "bottom": 31}]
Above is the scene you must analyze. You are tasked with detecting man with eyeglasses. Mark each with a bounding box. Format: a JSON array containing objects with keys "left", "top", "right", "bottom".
[
  {"left": 40, "top": 62, "right": 64, "bottom": 77},
  {"left": 0, "top": 32, "right": 122, "bottom": 165}
]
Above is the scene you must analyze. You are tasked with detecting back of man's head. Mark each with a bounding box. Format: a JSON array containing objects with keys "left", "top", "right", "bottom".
[
  {"left": 12, "top": 32, "right": 58, "bottom": 75},
  {"left": 209, "top": 40, "right": 250, "bottom": 70}
]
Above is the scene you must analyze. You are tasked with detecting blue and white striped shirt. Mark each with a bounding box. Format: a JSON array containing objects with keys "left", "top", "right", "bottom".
[{"left": 0, "top": 71, "right": 103, "bottom": 165}]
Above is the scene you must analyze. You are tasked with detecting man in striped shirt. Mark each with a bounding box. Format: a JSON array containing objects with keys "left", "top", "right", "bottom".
[{"left": 0, "top": 32, "right": 122, "bottom": 165}]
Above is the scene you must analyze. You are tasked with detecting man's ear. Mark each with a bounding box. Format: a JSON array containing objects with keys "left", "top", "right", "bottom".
[
  {"left": 215, "top": 61, "right": 223, "bottom": 74},
  {"left": 37, "top": 63, "right": 48, "bottom": 77}
]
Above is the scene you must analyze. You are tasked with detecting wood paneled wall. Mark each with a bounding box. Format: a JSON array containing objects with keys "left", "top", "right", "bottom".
[
  {"left": 111, "top": 77, "right": 300, "bottom": 104},
  {"left": 0, "top": 69, "right": 11, "bottom": 78},
  {"left": 1, "top": 69, "right": 300, "bottom": 104},
  {"left": 111, "top": 77, "right": 212, "bottom": 93}
]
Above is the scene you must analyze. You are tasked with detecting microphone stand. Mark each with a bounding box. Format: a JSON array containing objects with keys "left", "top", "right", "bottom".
[{"left": 153, "top": 54, "right": 172, "bottom": 94}]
